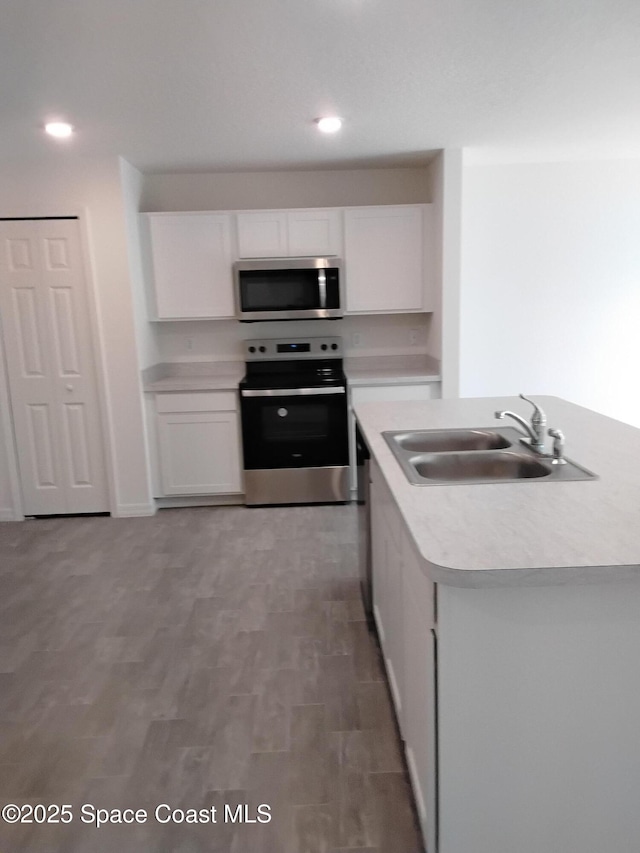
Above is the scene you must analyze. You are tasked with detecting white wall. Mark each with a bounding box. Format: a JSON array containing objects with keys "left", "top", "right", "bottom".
[
  {"left": 429, "top": 150, "right": 463, "bottom": 397},
  {"left": 0, "top": 155, "right": 154, "bottom": 517},
  {"left": 460, "top": 157, "right": 640, "bottom": 426},
  {"left": 154, "top": 313, "right": 432, "bottom": 363},
  {"left": 141, "top": 167, "right": 432, "bottom": 212},
  {"left": 120, "top": 157, "right": 160, "bottom": 370}
]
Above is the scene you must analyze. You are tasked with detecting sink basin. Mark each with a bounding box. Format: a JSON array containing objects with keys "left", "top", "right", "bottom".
[
  {"left": 411, "top": 450, "right": 550, "bottom": 483},
  {"left": 382, "top": 426, "right": 597, "bottom": 486},
  {"left": 391, "top": 428, "right": 512, "bottom": 453}
]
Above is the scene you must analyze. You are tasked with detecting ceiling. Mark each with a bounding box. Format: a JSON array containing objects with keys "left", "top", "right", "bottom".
[{"left": 2, "top": 0, "right": 640, "bottom": 173}]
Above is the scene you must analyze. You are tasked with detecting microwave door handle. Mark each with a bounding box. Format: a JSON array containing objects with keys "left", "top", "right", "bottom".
[{"left": 318, "top": 269, "right": 327, "bottom": 309}]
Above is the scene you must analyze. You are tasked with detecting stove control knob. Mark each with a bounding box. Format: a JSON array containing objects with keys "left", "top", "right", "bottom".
[
  {"left": 248, "top": 346, "right": 256, "bottom": 353},
  {"left": 331, "top": 343, "right": 338, "bottom": 350},
  {"left": 259, "top": 346, "right": 266, "bottom": 353},
  {"left": 277, "top": 407, "right": 288, "bottom": 418},
  {"left": 321, "top": 344, "right": 328, "bottom": 351}
]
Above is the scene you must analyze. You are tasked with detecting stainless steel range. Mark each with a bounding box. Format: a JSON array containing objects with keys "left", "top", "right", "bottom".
[{"left": 239, "top": 336, "right": 349, "bottom": 506}]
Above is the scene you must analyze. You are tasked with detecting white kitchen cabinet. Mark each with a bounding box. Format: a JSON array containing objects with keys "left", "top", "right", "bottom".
[
  {"left": 344, "top": 205, "right": 433, "bottom": 313},
  {"left": 370, "top": 463, "right": 406, "bottom": 734},
  {"left": 155, "top": 391, "right": 243, "bottom": 496},
  {"left": 402, "top": 532, "right": 437, "bottom": 852},
  {"left": 145, "top": 213, "right": 235, "bottom": 319},
  {"left": 237, "top": 208, "right": 342, "bottom": 258},
  {"left": 287, "top": 209, "right": 342, "bottom": 256},
  {"left": 370, "top": 461, "right": 437, "bottom": 851},
  {"left": 236, "top": 211, "right": 288, "bottom": 258}
]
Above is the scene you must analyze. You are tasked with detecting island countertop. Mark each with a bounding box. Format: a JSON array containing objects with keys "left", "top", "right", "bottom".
[{"left": 354, "top": 395, "right": 640, "bottom": 587}]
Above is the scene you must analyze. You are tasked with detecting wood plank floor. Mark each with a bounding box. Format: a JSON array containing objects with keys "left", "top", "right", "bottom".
[{"left": 0, "top": 505, "right": 423, "bottom": 852}]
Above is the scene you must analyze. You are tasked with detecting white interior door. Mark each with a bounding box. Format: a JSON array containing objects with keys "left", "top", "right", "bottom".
[{"left": 0, "top": 218, "right": 108, "bottom": 515}]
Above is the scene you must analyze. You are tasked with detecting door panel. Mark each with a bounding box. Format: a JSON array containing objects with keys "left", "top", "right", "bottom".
[
  {"left": 63, "top": 403, "right": 92, "bottom": 486},
  {"left": 50, "top": 287, "right": 81, "bottom": 375},
  {"left": 43, "top": 236, "right": 71, "bottom": 270},
  {"left": 13, "top": 287, "right": 46, "bottom": 376},
  {"left": 7, "top": 237, "right": 34, "bottom": 270},
  {"left": 26, "top": 403, "right": 58, "bottom": 488},
  {"left": 0, "top": 219, "right": 108, "bottom": 515}
]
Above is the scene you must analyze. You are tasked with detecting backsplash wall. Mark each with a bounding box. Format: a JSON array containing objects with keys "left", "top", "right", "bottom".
[{"left": 154, "top": 313, "right": 433, "bottom": 363}]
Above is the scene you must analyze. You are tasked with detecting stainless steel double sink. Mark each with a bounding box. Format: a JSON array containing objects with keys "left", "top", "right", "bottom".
[{"left": 383, "top": 426, "right": 597, "bottom": 485}]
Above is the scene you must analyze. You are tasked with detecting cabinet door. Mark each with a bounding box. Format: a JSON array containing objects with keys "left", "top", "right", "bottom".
[
  {"left": 402, "top": 532, "right": 436, "bottom": 851},
  {"left": 370, "top": 473, "right": 405, "bottom": 732},
  {"left": 370, "top": 479, "right": 388, "bottom": 644},
  {"left": 236, "top": 211, "right": 288, "bottom": 258},
  {"left": 147, "top": 214, "right": 234, "bottom": 319},
  {"left": 287, "top": 209, "right": 342, "bottom": 257},
  {"left": 344, "top": 205, "right": 426, "bottom": 313},
  {"left": 157, "top": 411, "right": 242, "bottom": 495}
]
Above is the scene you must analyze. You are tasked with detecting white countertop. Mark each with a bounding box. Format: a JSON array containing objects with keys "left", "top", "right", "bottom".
[
  {"left": 354, "top": 395, "right": 640, "bottom": 588},
  {"left": 143, "top": 361, "right": 245, "bottom": 392},
  {"left": 144, "top": 354, "right": 441, "bottom": 392}
]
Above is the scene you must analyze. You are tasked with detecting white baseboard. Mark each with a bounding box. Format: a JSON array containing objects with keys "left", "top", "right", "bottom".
[
  {"left": 154, "top": 494, "right": 244, "bottom": 509},
  {"left": 113, "top": 502, "right": 158, "bottom": 518},
  {"left": 0, "top": 508, "right": 22, "bottom": 522}
]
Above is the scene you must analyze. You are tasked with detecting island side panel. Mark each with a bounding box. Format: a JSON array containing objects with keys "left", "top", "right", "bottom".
[{"left": 436, "top": 578, "right": 640, "bottom": 853}]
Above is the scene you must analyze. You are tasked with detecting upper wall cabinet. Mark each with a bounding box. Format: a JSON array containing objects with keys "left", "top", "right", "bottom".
[
  {"left": 344, "top": 205, "right": 433, "bottom": 314},
  {"left": 237, "top": 209, "right": 342, "bottom": 258},
  {"left": 144, "top": 213, "right": 235, "bottom": 319}
]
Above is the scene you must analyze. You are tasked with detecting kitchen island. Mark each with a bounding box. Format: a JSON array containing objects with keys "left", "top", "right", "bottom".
[{"left": 354, "top": 395, "right": 640, "bottom": 853}]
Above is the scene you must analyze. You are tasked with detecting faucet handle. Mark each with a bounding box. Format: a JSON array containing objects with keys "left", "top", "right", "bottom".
[{"left": 519, "top": 393, "right": 547, "bottom": 427}]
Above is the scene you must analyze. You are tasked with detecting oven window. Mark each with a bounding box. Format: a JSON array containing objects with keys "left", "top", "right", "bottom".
[
  {"left": 241, "top": 393, "right": 348, "bottom": 469},
  {"left": 262, "top": 404, "right": 328, "bottom": 442}
]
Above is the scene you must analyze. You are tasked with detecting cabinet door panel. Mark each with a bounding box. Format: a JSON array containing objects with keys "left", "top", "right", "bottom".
[
  {"left": 287, "top": 209, "right": 342, "bottom": 257},
  {"left": 158, "top": 411, "right": 242, "bottom": 495},
  {"left": 156, "top": 391, "right": 237, "bottom": 413},
  {"left": 148, "top": 214, "right": 234, "bottom": 318},
  {"left": 370, "top": 471, "right": 405, "bottom": 732},
  {"left": 237, "top": 211, "right": 288, "bottom": 258},
  {"left": 402, "top": 534, "right": 436, "bottom": 851},
  {"left": 345, "top": 206, "right": 425, "bottom": 313}
]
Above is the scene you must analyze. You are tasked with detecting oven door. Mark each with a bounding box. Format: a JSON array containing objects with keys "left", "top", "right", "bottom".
[{"left": 240, "top": 386, "right": 348, "bottom": 470}]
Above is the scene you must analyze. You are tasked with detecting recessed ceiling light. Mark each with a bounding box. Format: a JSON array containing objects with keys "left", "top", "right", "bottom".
[
  {"left": 315, "top": 116, "right": 342, "bottom": 134},
  {"left": 44, "top": 121, "right": 74, "bottom": 138}
]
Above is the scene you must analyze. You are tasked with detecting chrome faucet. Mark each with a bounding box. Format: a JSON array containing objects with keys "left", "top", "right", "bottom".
[{"left": 495, "top": 394, "right": 547, "bottom": 454}]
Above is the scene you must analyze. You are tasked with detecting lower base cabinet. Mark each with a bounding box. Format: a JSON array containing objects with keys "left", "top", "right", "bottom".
[
  {"left": 371, "top": 471, "right": 406, "bottom": 733},
  {"left": 370, "top": 460, "right": 437, "bottom": 851},
  {"left": 155, "top": 391, "right": 243, "bottom": 496},
  {"left": 402, "top": 533, "right": 437, "bottom": 852}
]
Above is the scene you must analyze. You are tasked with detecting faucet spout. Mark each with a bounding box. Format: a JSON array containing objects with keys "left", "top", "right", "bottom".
[
  {"left": 495, "top": 410, "right": 540, "bottom": 445},
  {"left": 495, "top": 394, "right": 548, "bottom": 453}
]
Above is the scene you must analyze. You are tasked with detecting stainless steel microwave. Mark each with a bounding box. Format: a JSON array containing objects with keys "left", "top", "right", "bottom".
[{"left": 234, "top": 257, "right": 343, "bottom": 322}]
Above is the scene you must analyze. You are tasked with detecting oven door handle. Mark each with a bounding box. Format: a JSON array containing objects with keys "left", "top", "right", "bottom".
[{"left": 241, "top": 386, "right": 346, "bottom": 398}]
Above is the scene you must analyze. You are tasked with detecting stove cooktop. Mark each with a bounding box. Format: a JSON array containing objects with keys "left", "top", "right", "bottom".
[
  {"left": 241, "top": 336, "right": 345, "bottom": 390},
  {"left": 241, "top": 361, "right": 345, "bottom": 390}
]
